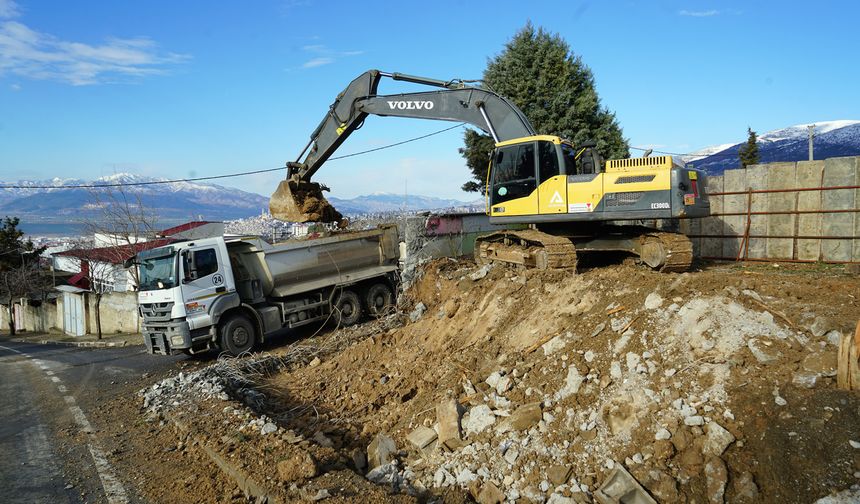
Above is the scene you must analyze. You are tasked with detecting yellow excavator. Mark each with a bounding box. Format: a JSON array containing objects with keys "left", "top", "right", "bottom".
[{"left": 270, "top": 70, "right": 709, "bottom": 272}]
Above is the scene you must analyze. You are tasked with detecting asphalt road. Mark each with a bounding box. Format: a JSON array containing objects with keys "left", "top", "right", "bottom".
[{"left": 0, "top": 340, "right": 192, "bottom": 503}]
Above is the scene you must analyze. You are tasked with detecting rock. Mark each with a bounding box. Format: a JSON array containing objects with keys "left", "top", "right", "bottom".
[
  {"left": 351, "top": 448, "right": 367, "bottom": 471},
  {"left": 591, "top": 322, "right": 606, "bottom": 338},
  {"left": 406, "top": 426, "right": 437, "bottom": 450},
  {"left": 644, "top": 292, "right": 663, "bottom": 310},
  {"left": 610, "top": 361, "right": 623, "bottom": 380},
  {"left": 655, "top": 428, "right": 671, "bottom": 441},
  {"left": 409, "top": 302, "right": 426, "bottom": 322},
  {"left": 556, "top": 365, "right": 584, "bottom": 400},
  {"left": 850, "top": 440, "right": 860, "bottom": 449},
  {"left": 276, "top": 451, "right": 317, "bottom": 482},
  {"left": 485, "top": 371, "right": 503, "bottom": 389},
  {"left": 260, "top": 422, "right": 278, "bottom": 435},
  {"left": 503, "top": 446, "right": 520, "bottom": 465},
  {"left": 456, "top": 468, "right": 477, "bottom": 485},
  {"left": 643, "top": 469, "right": 680, "bottom": 503},
  {"left": 792, "top": 371, "right": 820, "bottom": 388},
  {"left": 543, "top": 334, "right": 568, "bottom": 356},
  {"left": 684, "top": 415, "right": 705, "bottom": 426},
  {"left": 506, "top": 403, "right": 542, "bottom": 431},
  {"left": 547, "top": 494, "right": 576, "bottom": 504},
  {"left": 747, "top": 339, "right": 780, "bottom": 364},
  {"left": 367, "top": 433, "right": 396, "bottom": 469},
  {"left": 495, "top": 375, "right": 513, "bottom": 394},
  {"left": 547, "top": 464, "right": 573, "bottom": 485},
  {"left": 775, "top": 395, "right": 787, "bottom": 406},
  {"left": 626, "top": 352, "right": 641, "bottom": 372},
  {"left": 308, "top": 356, "right": 321, "bottom": 367},
  {"left": 312, "top": 431, "right": 333, "bottom": 447},
  {"left": 809, "top": 317, "right": 829, "bottom": 338},
  {"left": 703, "top": 422, "right": 735, "bottom": 456},
  {"left": 436, "top": 398, "right": 462, "bottom": 450},
  {"left": 825, "top": 330, "right": 842, "bottom": 346},
  {"left": 433, "top": 467, "right": 455, "bottom": 487},
  {"left": 584, "top": 350, "right": 596, "bottom": 362},
  {"left": 310, "top": 489, "right": 330, "bottom": 501},
  {"left": 704, "top": 457, "right": 728, "bottom": 503},
  {"left": 801, "top": 351, "right": 838, "bottom": 376},
  {"left": 476, "top": 482, "right": 505, "bottom": 504},
  {"left": 470, "top": 264, "right": 492, "bottom": 281},
  {"left": 463, "top": 404, "right": 496, "bottom": 435},
  {"left": 595, "top": 464, "right": 657, "bottom": 504},
  {"left": 732, "top": 471, "right": 759, "bottom": 503}
]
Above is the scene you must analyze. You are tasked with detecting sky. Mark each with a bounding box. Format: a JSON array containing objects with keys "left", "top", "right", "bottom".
[{"left": 1, "top": 0, "right": 859, "bottom": 201}]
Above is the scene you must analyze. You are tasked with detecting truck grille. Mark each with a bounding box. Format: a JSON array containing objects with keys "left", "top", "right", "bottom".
[{"left": 140, "top": 302, "right": 174, "bottom": 323}]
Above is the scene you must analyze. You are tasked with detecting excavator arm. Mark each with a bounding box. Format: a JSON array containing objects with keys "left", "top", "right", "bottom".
[{"left": 270, "top": 69, "right": 536, "bottom": 222}]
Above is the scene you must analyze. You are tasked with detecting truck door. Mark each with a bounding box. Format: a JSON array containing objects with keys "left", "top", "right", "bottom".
[
  {"left": 489, "top": 141, "right": 539, "bottom": 216},
  {"left": 180, "top": 245, "right": 229, "bottom": 321},
  {"left": 537, "top": 140, "right": 567, "bottom": 214}
]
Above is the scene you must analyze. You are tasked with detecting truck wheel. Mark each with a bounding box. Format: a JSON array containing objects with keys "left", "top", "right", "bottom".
[
  {"left": 364, "top": 283, "right": 393, "bottom": 317},
  {"left": 219, "top": 314, "right": 256, "bottom": 356},
  {"left": 334, "top": 290, "right": 362, "bottom": 327}
]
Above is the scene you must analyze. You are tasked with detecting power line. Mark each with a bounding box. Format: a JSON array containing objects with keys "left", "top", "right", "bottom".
[{"left": 0, "top": 123, "right": 467, "bottom": 190}]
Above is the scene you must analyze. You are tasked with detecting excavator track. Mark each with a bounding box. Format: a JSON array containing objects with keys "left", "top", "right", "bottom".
[
  {"left": 475, "top": 229, "right": 578, "bottom": 270},
  {"left": 639, "top": 232, "right": 694, "bottom": 273}
]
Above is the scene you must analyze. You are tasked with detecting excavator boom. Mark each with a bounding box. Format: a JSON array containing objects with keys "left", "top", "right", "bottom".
[{"left": 270, "top": 69, "right": 536, "bottom": 222}]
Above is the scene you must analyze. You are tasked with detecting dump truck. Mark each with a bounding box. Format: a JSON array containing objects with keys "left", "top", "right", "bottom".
[
  {"left": 132, "top": 225, "right": 399, "bottom": 356},
  {"left": 270, "top": 70, "right": 710, "bottom": 272}
]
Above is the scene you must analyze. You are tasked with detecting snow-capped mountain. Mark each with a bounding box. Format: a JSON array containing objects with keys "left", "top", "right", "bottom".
[
  {"left": 0, "top": 173, "right": 483, "bottom": 223},
  {"left": 682, "top": 120, "right": 860, "bottom": 175},
  {"left": 0, "top": 173, "right": 270, "bottom": 221}
]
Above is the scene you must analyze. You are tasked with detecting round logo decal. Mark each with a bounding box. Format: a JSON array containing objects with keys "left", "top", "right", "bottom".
[{"left": 212, "top": 274, "right": 224, "bottom": 285}]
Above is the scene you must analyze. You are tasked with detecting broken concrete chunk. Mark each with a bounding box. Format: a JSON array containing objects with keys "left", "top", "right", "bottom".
[
  {"left": 436, "top": 398, "right": 462, "bottom": 450},
  {"left": 594, "top": 463, "right": 658, "bottom": 504},
  {"left": 409, "top": 302, "right": 426, "bottom": 322},
  {"left": 367, "top": 433, "right": 396, "bottom": 469},
  {"left": 555, "top": 365, "right": 584, "bottom": 400},
  {"left": 463, "top": 404, "right": 496, "bottom": 435},
  {"left": 406, "top": 426, "right": 437, "bottom": 450},
  {"left": 654, "top": 428, "right": 672, "bottom": 441},
  {"left": 703, "top": 421, "right": 735, "bottom": 456},
  {"left": 684, "top": 415, "right": 705, "bottom": 426},
  {"left": 704, "top": 457, "right": 728, "bottom": 504},
  {"left": 543, "top": 334, "right": 568, "bottom": 355},
  {"left": 792, "top": 371, "right": 820, "bottom": 389},
  {"left": 644, "top": 292, "right": 663, "bottom": 310},
  {"left": 470, "top": 264, "right": 492, "bottom": 281}
]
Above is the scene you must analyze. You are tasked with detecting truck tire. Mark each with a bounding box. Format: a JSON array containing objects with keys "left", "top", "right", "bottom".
[
  {"left": 219, "top": 314, "right": 256, "bottom": 356},
  {"left": 334, "top": 289, "right": 362, "bottom": 327},
  {"left": 364, "top": 283, "right": 393, "bottom": 317}
]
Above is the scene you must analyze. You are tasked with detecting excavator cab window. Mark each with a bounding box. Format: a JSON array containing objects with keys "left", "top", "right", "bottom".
[
  {"left": 538, "top": 140, "right": 561, "bottom": 183},
  {"left": 491, "top": 142, "right": 536, "bottom": 205}
]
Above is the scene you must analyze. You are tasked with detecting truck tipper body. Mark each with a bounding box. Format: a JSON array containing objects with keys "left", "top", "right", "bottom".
[{"left": 134, "top": 225, "right": 400, "bottom": 356}]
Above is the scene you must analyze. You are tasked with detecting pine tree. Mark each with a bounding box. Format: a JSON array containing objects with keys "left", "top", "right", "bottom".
[
  {"left": 460, "top": 23, "right": 629, "bottom": 192},
  {"left": 738, "top": 127, "right": 760, "bottom": 169}
]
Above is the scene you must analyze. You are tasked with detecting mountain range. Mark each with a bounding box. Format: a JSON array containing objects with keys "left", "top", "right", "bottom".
[
  {"left": 0, "top": 173, "right": 480, "bottom": 222},
  {"left": 681, "top": 120, "right": 860, "bottom": 175}
]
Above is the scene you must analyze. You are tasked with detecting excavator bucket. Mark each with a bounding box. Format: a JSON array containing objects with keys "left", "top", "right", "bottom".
[{"left": 269, "top": 179, "right": 343, "bottom": 223}]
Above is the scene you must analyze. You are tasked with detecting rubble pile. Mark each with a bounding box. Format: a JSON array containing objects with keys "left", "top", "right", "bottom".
[{"left": 261, "top": 259, "right": 860, "bottom": 503}]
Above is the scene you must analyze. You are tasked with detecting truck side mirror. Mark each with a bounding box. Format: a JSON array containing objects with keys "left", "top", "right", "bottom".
[
  {"left": 181, "top": 252, "right": 194, "bottom": 283},
  {"left": 123, "top": 257, "right": 135, "bottom": 269}
]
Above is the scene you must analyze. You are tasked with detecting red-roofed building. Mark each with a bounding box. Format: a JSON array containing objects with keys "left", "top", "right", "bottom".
[
  {"left": 54, "top": 238, "right": 175, "bottom": 292},
  {"left": 158, "top": 221, "right": 224, "bottom": 240}
]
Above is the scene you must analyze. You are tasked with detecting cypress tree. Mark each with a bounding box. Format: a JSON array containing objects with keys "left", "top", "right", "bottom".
[
  {"left": 738, "top": 127, "right": 760, "bottom": 168},
  {"left": 460, "top": 23, "right": 629, "bottom": 192}
]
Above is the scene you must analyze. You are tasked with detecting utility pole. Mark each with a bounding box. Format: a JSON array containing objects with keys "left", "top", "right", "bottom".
[{"left": 808, "top": 124, "right": 815, "bottom": 161}]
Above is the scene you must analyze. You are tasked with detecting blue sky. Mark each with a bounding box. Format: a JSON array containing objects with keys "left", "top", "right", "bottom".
[{"left": 1, "top": 0, "right": 858, "bottom": 201}]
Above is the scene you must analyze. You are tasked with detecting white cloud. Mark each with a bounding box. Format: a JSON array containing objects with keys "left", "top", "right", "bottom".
[
  {"left": 0, "top": 0, "right": 20, "bottom": 19},
  {"left": 9, "top": 82, "right": 19, "bottom": 90},
  {"left": 298, "top": 43, "right": 362, "bottom": 70},
  {"left": 302, "top": 57, "right": 334, "bottom": 68},
  {"left": 679, "top": 9, "right": 719, "bottom": 17},
  {"left": 0, "top": 14, "right": 189, "bottom": 85}
]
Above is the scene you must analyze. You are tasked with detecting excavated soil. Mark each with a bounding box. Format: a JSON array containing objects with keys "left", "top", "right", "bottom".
[{"left": 255, "top": 260, "right": 860, "bottom": 503}]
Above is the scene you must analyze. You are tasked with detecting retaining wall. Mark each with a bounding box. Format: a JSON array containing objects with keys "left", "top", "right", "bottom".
[{"left": 681, "top": 156, "right": 860, "bottom": 262}]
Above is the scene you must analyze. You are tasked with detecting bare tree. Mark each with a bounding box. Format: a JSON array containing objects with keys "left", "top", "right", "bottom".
[
  {"left": 85, "top": 185, "right": 158, "bottom": 288},
  {"left": 0, "top": 262, "right": 48, "bottom": 335}
]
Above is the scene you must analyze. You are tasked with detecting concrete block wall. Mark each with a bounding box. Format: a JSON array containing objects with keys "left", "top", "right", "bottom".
[{"left": 698, "top": 156, "right": 859, "bottom": 262}]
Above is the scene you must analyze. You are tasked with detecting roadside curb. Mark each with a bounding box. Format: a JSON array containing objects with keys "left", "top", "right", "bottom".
[
  {"left": 10, "top": 338, "right": 136, "bottom": 348},
  {"left": 168, "top": 414, "right": 282, "bottom": 504}
]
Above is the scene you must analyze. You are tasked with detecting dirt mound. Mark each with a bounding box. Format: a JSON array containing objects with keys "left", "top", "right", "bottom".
[{"left": 259, "top": 260, "right": 860, "bottom": 502}]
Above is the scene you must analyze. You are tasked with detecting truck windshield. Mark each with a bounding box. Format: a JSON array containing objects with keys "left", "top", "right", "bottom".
[{"left": 139, "top": 253, "right": 178, "bottom": 291}]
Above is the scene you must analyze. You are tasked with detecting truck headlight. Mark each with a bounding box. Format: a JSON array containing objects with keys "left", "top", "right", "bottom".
[{"left": 170, "top": 334, "right": 185, "bottom": 346}]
